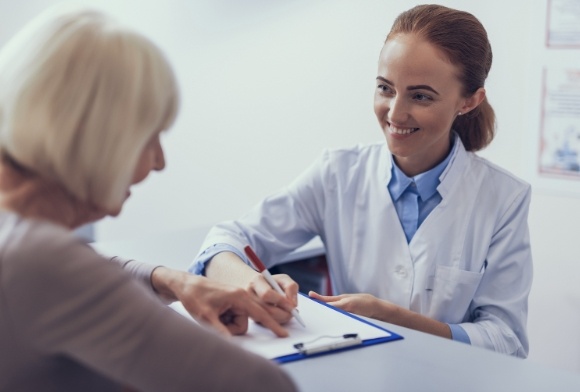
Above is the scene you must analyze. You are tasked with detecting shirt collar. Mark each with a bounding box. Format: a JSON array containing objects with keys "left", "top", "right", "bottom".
[{"left": 388, "top": 134, "right": 458, "bottom": 201}]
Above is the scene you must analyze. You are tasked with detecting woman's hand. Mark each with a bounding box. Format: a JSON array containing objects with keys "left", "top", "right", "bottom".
[
  {"left": 151, "top": 267, "right": 288, "bottom": 337},
  {"left": 247, "top": 273, "right": 299, "bottom": 325},
  {"left": 309, "top": 291, "right": 452, "bottom": 339},
  {"left": 309, "top": 291, "right": 385, "bottom": 320}
]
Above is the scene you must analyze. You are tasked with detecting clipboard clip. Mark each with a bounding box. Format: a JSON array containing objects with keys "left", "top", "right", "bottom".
[{"left": 293, "top": 333, "right": 362, "bottom": 355}]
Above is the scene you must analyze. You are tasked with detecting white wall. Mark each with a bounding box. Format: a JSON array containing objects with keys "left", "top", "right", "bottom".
[{"left": 2, "top": 0, "right": 579, "bottom": 374}]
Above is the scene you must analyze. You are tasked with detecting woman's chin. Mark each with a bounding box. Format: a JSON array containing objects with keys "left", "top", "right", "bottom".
[
  {"left": 105, "top": 191, "right": 131, "bottom": 217},
  {"left": 94, "top": 193, "right": 129, "bottom": 220},
  {"left": 98, "top": 202, "right": 124, "bottom": 219},
  {"left": 106, "top": 205, "right": 123, "bottom": 218}
]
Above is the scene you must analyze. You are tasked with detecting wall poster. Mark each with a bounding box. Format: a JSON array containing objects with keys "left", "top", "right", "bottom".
[{"left": 528, "top": 0, "right": 580, "bottom": 195}]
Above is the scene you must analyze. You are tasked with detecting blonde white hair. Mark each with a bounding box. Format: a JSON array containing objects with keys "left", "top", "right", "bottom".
[{"left": 0, "top": 6, "right": 179, "bottom": 210}]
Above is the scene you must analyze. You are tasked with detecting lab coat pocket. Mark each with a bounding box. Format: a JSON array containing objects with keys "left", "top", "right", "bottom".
[{"left": 426, "top": 265, "right": 484, "bottom": 323}]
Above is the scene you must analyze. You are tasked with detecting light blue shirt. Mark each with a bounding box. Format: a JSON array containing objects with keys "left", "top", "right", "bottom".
[{"left": 388, "top": 140, "right": 455, "bottom": 243}]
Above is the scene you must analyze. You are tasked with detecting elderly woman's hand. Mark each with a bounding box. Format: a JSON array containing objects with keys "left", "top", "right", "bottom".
[{"left": 151, "top": 267, "right": 288, "bottom": 337}]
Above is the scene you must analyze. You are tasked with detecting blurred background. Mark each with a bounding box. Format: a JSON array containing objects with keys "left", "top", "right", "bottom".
[{"left": 2, "top": 0, "right": 580, "bottom": 374}]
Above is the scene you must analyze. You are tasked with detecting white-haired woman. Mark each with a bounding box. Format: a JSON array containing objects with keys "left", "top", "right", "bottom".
[{"left": 0, "top": 7, "right": 295, "bottom": 392}]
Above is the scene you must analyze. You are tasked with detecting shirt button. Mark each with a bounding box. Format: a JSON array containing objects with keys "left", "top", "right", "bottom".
[{"left": 395, "top": 265, "right": 407, "bottom": 278}]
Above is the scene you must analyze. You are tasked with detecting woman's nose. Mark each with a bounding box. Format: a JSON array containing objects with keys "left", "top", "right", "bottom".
[
  {"left": 154, "top": 145, "right": 166, "bottom": 171},
  {"left": 387, "top": 96, "right": 409, "bottom": 124}
]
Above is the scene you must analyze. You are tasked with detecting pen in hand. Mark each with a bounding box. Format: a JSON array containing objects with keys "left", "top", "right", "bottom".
[{"left": 243, "top": 245, "right": 306, "bottom": 328}]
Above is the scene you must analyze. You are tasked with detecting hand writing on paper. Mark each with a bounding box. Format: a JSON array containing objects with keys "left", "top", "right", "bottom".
[
  {"left": 151, "top": 267, "right": 288, "bottom": 337},
  {"left": 248, "top": 273, "right": 299, "bottom": 325},
  {"left": 309, "top": 291, "right": 386, "bottom": 320}
]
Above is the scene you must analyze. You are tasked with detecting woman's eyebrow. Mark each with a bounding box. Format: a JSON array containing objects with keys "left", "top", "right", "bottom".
[
  {"left": 376, "top": 77, "right": 440, "bottom": 95},
  {"left": 408, "top": 84, "right": 439, "bottom": 95},
  {"left": 376, "top": 76, "right": 393, "bottom": 85}
]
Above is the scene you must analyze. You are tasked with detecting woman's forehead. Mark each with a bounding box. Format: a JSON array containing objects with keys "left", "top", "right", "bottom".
[{"left": 378, "top": 34, "right": 461, "bottom": 87}]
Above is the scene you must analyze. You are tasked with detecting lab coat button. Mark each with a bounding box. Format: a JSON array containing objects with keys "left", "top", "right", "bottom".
[{"left": 395, "top": 265, "right": 407, "bottom": 278}]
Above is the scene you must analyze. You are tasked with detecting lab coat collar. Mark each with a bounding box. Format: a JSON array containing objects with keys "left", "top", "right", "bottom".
[
  {"left": 382, "top": 142, "right": 393, "bottom": 187},
  {"left": 437, "top": 132, "right": 468, "bottom": 199}
]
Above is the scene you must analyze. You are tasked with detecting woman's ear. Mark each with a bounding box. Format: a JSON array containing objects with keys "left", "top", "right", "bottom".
[{"left": 460, "top": 87, "right": 486, "bottom": 115}]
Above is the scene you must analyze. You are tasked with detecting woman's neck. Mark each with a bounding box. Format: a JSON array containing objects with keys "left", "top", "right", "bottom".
[{"left": 0, "top": 160, "right": 105, "bottom": 229}]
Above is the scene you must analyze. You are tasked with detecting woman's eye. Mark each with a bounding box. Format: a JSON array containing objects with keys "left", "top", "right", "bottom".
[
  {"left": 413, "top": 93, "right": 432, "bottom": 102},
  {"left": 377, "top": 84, "right": 393, "bottom": 94}
]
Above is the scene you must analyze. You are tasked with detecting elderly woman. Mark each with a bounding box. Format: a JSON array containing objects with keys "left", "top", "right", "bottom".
[{"left": 0, "top": 7, "right": 295, "bottom": 392}]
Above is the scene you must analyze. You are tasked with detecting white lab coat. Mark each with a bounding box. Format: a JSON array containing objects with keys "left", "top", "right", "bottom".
[{"left": 200, "top": 137, "right": 533, "bottom": 357}]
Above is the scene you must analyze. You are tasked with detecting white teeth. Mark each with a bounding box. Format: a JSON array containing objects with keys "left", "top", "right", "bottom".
[{"left": 389, "top": 125, "right": 418, "bottom": 135}]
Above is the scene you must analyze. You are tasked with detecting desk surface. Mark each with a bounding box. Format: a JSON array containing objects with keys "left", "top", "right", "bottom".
[{"left": 93, "top": 227, "right": 580, "bottom": 392}]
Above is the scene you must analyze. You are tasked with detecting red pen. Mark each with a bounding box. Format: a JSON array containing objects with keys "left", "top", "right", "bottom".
[{"left": 244, "top": 245, "right": 306, "bottom": 327}]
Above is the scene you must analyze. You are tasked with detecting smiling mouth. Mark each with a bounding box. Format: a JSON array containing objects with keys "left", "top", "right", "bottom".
[{"left": 388, "top": 124, "right": 420, "bottom": 135}]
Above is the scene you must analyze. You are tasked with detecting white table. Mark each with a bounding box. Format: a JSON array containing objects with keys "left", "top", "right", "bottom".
[{"left": 93, "top": 227, "right": 580, "bottom": 392}]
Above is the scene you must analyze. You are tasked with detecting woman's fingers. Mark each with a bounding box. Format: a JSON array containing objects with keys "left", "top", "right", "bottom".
[
  {"left": 249, "top": 274, "right": 296, "bottom": 322},
  {"left": 218, "top": 309, "right": 248, "bottom": 336},
  {"left": 241, "top": 298, "right": 289, "bottom": 337},
  {"left": 309, "top": 291, "right": 343, "bottom": 302},
  {"left": 275, "top": 274, "right": 299, "bottom": 307}
]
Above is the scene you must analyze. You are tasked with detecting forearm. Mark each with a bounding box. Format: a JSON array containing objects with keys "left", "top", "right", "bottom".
[
  {"left": 205, "top": 251, "right": 260, "bottom": 289},
  {"left": 150, "top": 266, "right": 201, "bottom": 302},
  {"left": 313, "top": 292, "right": 454, "bottom": 340},
  {"left": 376, "top": 300, "right": 452, "bottom": 339},
  {"left": 106, "top": 255, "right": 158, "bottom": 291}
]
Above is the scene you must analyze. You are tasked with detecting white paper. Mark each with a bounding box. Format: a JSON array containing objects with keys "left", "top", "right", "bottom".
[{"left": 170, "top": 294, "right": 390, "bottom": 360}]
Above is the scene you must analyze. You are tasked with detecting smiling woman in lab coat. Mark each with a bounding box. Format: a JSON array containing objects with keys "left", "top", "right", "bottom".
[{"left": 191, "top": 4, "right": 532, "bottom": 358}]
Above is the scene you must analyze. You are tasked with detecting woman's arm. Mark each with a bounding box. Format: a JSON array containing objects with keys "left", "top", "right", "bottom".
[
  {"left": 192, "top": 153, "right": 331, "bottom": 324},
  {"left": 309, "top": 291, "right": 452, "bottom": 339},
  {"left": 102, "top": 252, "right": 288, "bottom": 336},
  {"left": 459, "top": 185, "right": 533, "bottom": 357},
  {"left": 8, "top": 235, "right": 297, "bottom": 392}
]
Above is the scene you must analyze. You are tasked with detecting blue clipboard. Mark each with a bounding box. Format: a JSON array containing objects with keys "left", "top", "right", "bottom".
[
  {"left": 273, "top": 294, "right": 403, "bottom": 364},
  {"left": 169, "top": 293, "right": 404, "bottom": 364}
]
